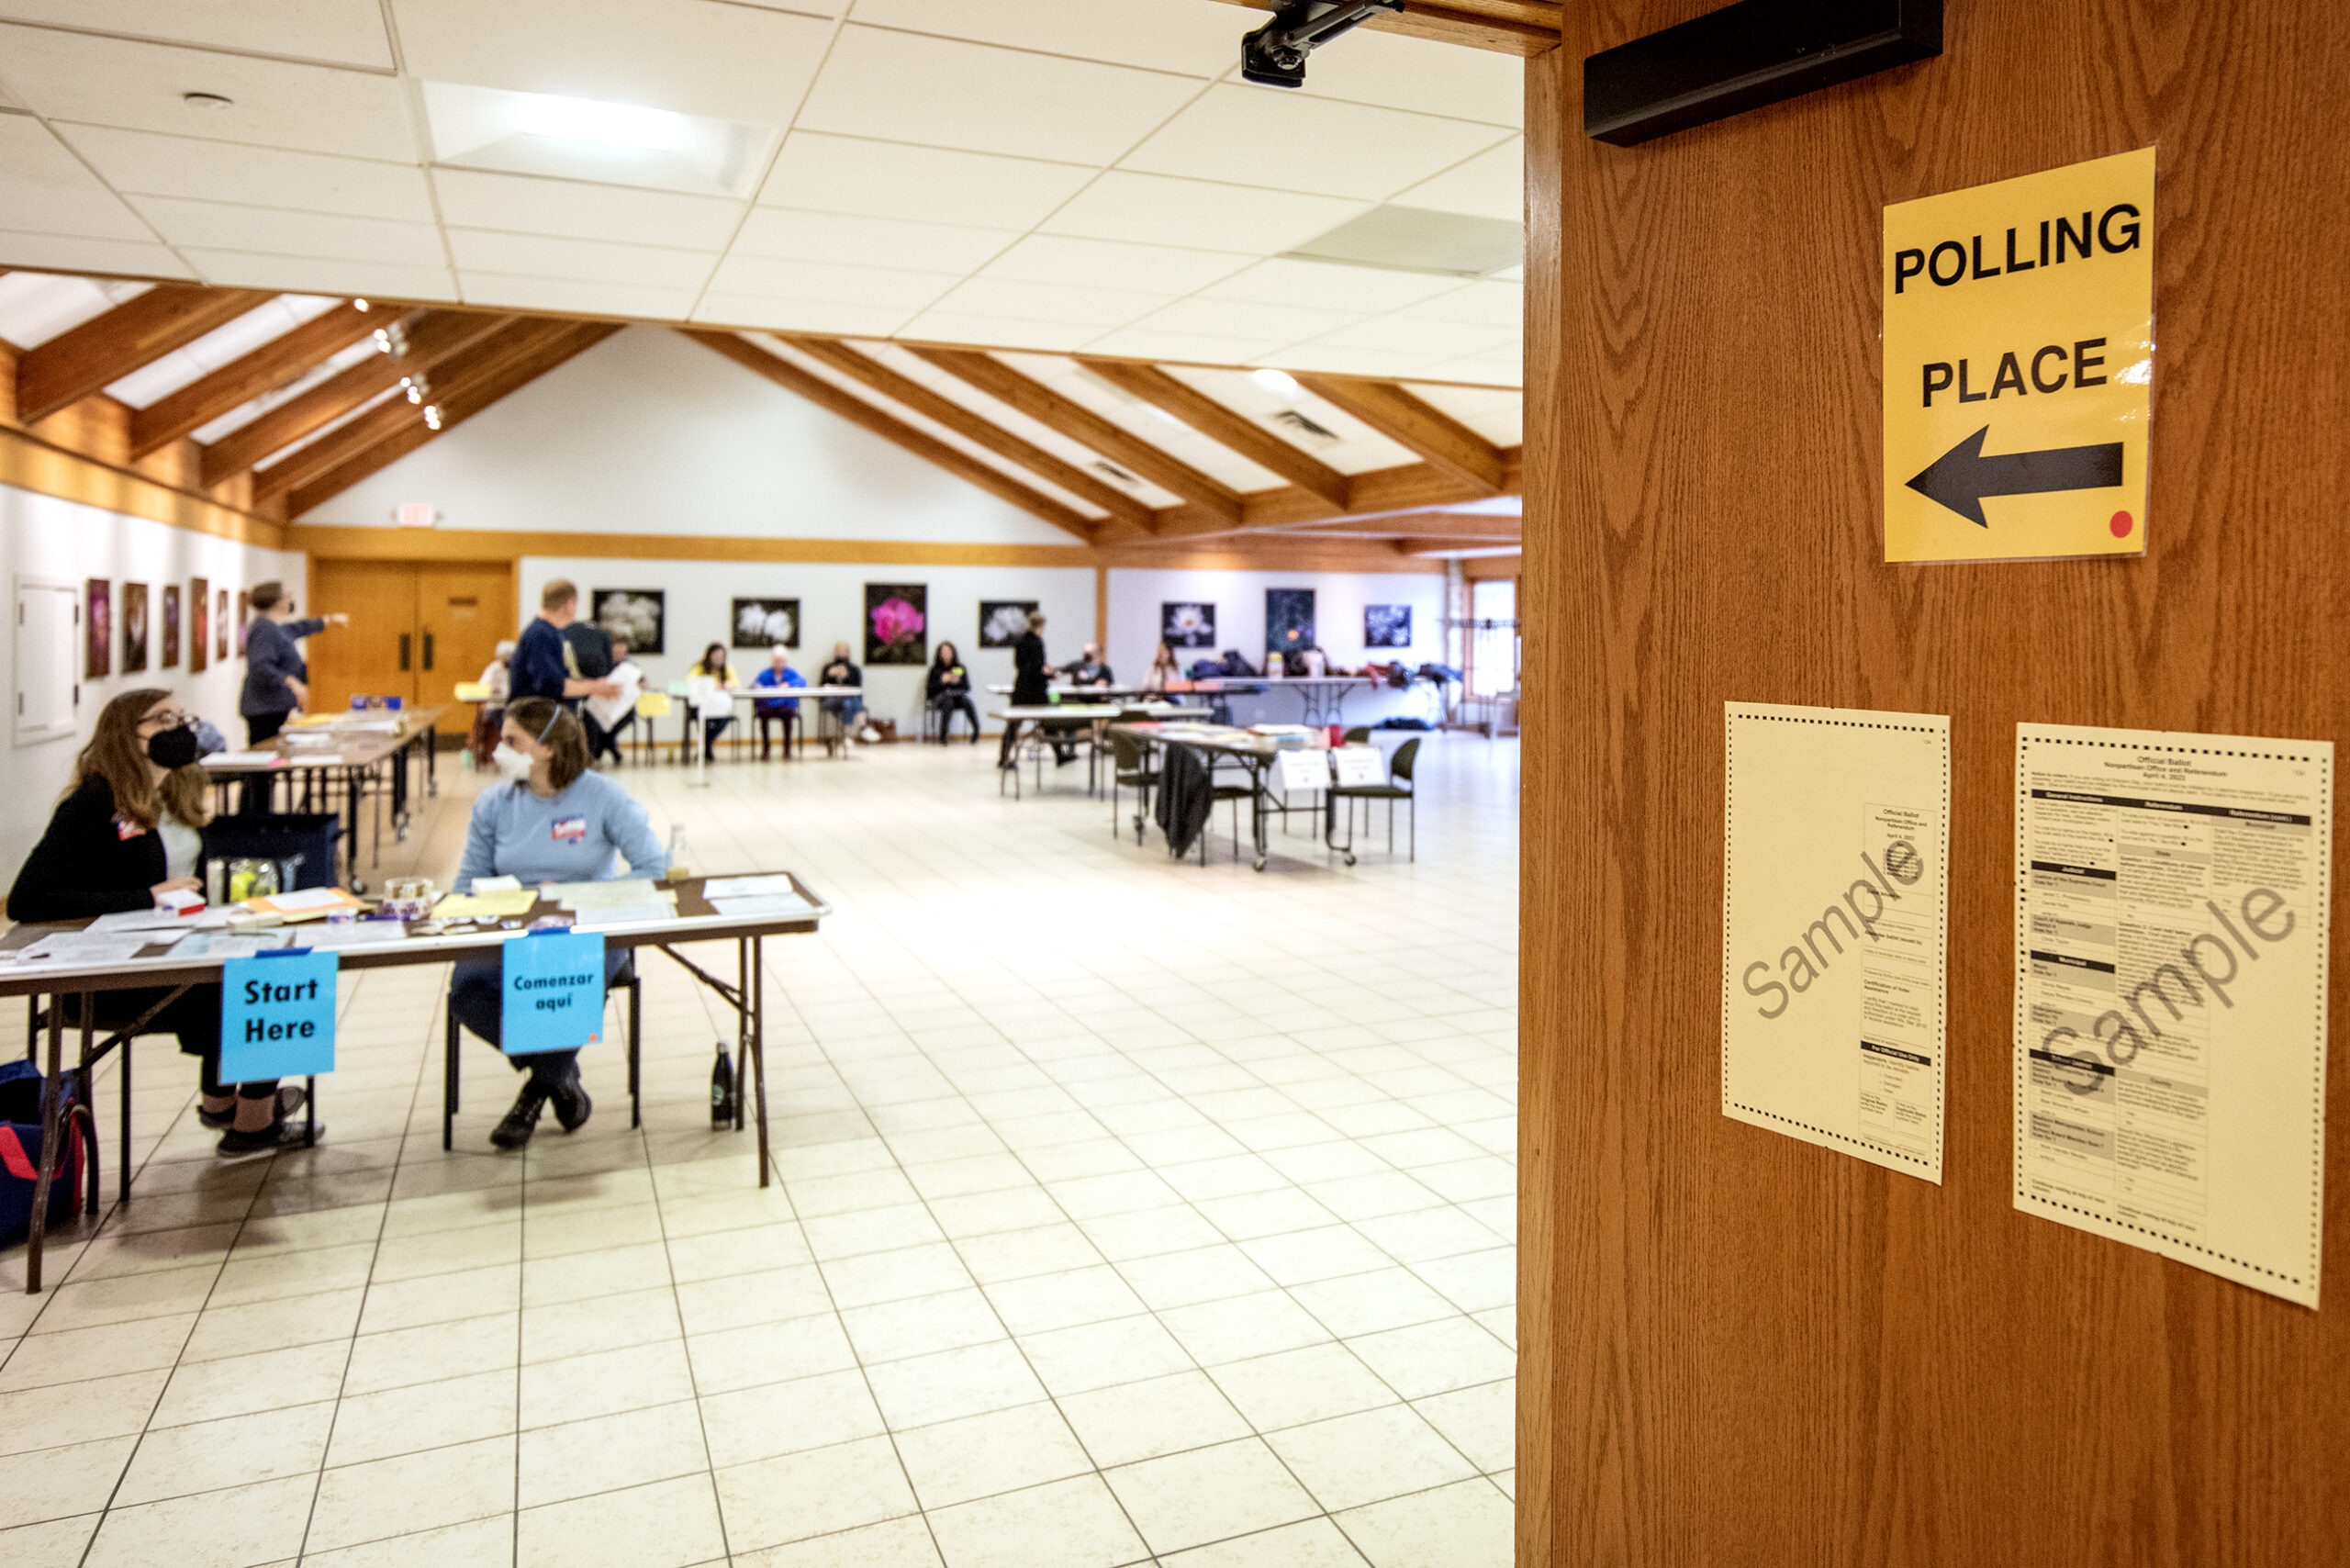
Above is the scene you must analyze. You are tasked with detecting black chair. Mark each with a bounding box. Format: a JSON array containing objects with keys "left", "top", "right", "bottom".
[
  {"left": 443, "top": 956, "right": 641, "bottom": 1149},
  {"left": 1325, "top": 736, "right": 1419, "bottom": 865},
  {"left": 754, "top": 706, "right": 801, "bottom": 759},
  {"left": 1109, "top": 730, "right": 1159, "bottom": 844}
]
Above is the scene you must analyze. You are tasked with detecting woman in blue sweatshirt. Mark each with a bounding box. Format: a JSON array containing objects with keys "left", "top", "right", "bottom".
[{"left": 451, "top": 697, "right": 667, "bottom": 1148}]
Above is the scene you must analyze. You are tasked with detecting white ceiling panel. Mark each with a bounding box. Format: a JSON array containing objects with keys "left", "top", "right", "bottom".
[
  {"left": 1289, "top": 26, "right": 1522, "bottom": 128},
  {"left": 1134, "top": 296, "right": 1361, "bottom": 345},
  {"left": 0, "top": 230, "right": 190, "bottom": 279},
  {"left": 1391, "top": 138, "right": 1523, "bottom": 222},
  {"left": 191, "top": 337, "right": 378, "bottom": 443},
  {"left": 1038, "top": 171, "right": 1367, "bottom": 256},
  {"left": 797, "top": 28, "right": 1201, "bottom": 165},
  {"left": 129, "top": 196, "right": 446, "bottom": 266},
  {"left": 1406, "top": 382, "right": 1523, "bottom": 446},
  {"left": 1418, "top": 350, "right": 1523, "bottom": 389},
  {"left": 1304, "top": 313, "right": 1516, "bottom": 359},
  {"left": 106, "top": 295, "right": 339, "bottom": 408},
  {"left": 929, "top": 275, "right": 1168, "bottom": 330},
  {"left": 977, "top": 235, "right": 1249, "bottom": 297},
  {"left": 1253, "top": 343, "right": 1443, "bottom": 379},
  {"left": 447, "top": 229, "right": 719, "bottom": 290},
  {"left": 178, "top": 251, "right": 449, "bottom": 297},
  {"left": 0, "top": 273, "right": 147, "bottom": 347},
  {"left": 900, "top": 310, "right": 1098, "bottom": 353},
  {"left": 1080, "top": 326, "right": 1289, "bottom": 368},
  {"left": 697, "top": 297, "right": 914, "bottom": 336},
  {"left": 757, "top": 133, "right": 1095, "bottom": 230},
  {"left": 458, "top": 274, "right": 699, "bottom": 320},
  {"left": 431, "top": 169, "right": 745, "bottom": 251},
  {"left": 0, "top": 1, "right": 395, "bottom": 69},
  {"left": 0, "top": 27, "right": 417, "bottom": 161},
  {"left": 390, "top": 0, "right": 834, "bottom": 127},
  {"left": 1203, "top": 258, "right": 1462, "bottom": 314},
  {"left": 0, "top": 114, "right": 153, "bottom": 241},
  {"left": 733, "top": 209, "right": 1016, "bottom": 274},
  {"left": 1401, "top": 279, "right": 1522, "bottom": 328},
  {"left": 843, "top": 0, "right": 1237, "bottom": 76},
  {"left": 1162, "top": 364, "right": 1421, "bottom": 472},
  {"left": 1121, "top": 84, "right": 1512, "bottom": 203},
  {"left": 57, "top": 126, "right": 437, "bottom": 222},
  {"left": 707, "top": 253, "right": 957, "bottom": 310}
]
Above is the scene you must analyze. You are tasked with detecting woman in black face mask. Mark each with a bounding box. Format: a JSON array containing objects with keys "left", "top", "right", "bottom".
[{"left": 6, "top": 689, "right": 313, "bottom": 1154}]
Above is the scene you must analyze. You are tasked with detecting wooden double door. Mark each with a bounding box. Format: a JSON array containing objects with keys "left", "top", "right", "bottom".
[{"left": 306, "top": 560, "right": 513, "bottom": 735}]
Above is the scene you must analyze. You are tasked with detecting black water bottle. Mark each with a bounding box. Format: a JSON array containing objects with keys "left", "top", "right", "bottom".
[{"left": 711, "top": 1043, "right": 735, "bottom": 1127}]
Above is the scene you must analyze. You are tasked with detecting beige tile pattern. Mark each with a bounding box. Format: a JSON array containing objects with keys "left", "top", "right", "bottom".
[{"left": 0, "top": 739, "right": 1516, "bottom": 1563}]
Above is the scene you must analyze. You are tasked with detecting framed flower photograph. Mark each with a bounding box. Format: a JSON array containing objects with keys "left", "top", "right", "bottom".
[
  {"left": 732, "top": 597, "right": 799, "bottom": 649},
  {"left": 1161, "top": 601, "right": 1215, "bottom": 649},
  {"left": 979, "top": 600, "right": 1036, "bottom": 649},
  {"left": 1364, "top": 604, "right": 1413, "bottom": 648},
  {"left": 864, "top": 584, "right": 927, "bottom": 665}
]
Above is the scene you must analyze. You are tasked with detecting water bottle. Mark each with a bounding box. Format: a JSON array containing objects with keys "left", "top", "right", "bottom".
[
  {"left": 666, "top": 823, "right": 692, "bottom": 883},
  {"left": 711, "top": 1043, "right": 734, "bottom": 1127}
]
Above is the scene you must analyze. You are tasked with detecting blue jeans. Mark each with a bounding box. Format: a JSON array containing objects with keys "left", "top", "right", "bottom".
[
  {"left": 822, "top": 695, "right": 864, "bottom": 725},
  {"left": 450, "top": 950, "right": 632, "bottom": 1087}
]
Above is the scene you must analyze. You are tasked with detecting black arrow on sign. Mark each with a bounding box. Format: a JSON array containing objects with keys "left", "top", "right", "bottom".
[{"left": 1905, "top": 426, "right": 2125, "bottom": 526}]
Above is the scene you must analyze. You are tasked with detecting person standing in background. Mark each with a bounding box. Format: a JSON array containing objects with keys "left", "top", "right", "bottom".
[
  {"left": 510, "top": 579, "right": 618, "bottom": 708},
  {"left": 238, "top": 580, "right": 346, "bottom": 812},
  {"left": 1001, "top": 610, "right": 1075, "bottom": 767}
]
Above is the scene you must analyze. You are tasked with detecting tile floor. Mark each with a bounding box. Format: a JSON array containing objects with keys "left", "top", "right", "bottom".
[{"left": 0, "top": 732, "right": 1518, "bottom": 1567}]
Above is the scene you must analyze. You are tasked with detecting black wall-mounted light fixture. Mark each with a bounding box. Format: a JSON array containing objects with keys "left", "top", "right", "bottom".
[
  {"left": 1240, "top": 0, "right": 1407, "bottom": 88},
  {"left": 1585, "top": 0, "right": 1942, "bottom": 147}
]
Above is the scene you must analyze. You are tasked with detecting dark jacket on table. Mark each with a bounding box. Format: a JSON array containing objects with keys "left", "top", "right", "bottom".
[
  {"left": 241, "top": 616, "right": 325, "bottom": 717},
  {"left": 926, "top": 663, "right": 970, "bottom": 701},
  {"left": 7, "top": 777, "right": 167, "bottom": 923},
  {"left": 1011, "top": 633, "right": 1049, "bottom": 705}
]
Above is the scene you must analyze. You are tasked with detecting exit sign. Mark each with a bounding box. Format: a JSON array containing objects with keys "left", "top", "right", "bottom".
[{"left": 395, "top": 502, "right": 437, "bottom": 528}]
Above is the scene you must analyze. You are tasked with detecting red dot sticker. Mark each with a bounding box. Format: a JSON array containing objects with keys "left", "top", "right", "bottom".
[{"left": 2109, "top": 510, "right": 2134, "bottom": 538}]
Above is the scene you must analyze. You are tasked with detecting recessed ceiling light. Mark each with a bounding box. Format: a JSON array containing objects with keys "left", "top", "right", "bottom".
[
  {"left": 421, "top": 81, "right": 773, "bottom": 197},
  {"left": 182, "top": 92, "right": 233, "bottom": 110},
  {"left": 518, "top": 93, "right": 684, "bottom": 151},
  {"left": 352, "top": 298, "right": 370, "bottom": 312}
]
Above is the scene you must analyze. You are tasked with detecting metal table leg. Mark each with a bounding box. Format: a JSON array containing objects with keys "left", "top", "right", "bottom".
[{"left": 24, "top": 1001, "right": 63, "bottom": 1293}]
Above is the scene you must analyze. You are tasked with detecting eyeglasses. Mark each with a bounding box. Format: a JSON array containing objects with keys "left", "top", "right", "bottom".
[{"left": 139, "top": 710, "right": 191, "bottom": 730}]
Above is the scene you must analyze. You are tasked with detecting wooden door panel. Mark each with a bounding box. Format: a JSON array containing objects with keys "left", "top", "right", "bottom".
[
  {"left": 416, "top": 565, "right": 514, "bottom": 734},
  {"left": 306, "top": 560, "right": 417, "bottom": 716}
]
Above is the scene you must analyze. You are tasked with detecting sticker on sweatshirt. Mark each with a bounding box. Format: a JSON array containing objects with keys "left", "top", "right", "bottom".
[
  {"left": 551, "top": 816, "right": 587, "bottom": 842},
  {"left": 114, "top": 814, "right": 147, "bottom": 840}
]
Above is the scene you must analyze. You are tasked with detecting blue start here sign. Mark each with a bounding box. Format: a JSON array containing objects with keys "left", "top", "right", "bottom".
[
  {"left": 218, "top": 948, "right": 338, "bottom": 1081},
  {"left": 500, "top": 929, "right": 607, "bottom": 1057}
]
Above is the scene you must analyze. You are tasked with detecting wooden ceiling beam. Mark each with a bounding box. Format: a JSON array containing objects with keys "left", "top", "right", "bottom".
[
  {"left": 1292, "top": 374, "right": 1507, "bottom": 495},
  {"left": 253, "top": 318, "right": 577, "bottom": 505},
  {"left": 17, "top": 286, "right": 274, "bottom": 424},
  {"left": 129, "top": 301, "right": 379, "bottom": 459},
  {"left": 1286, "top": 510, "right": 1521, "bottom": 543},
  {"left": 908, "top": 346, "right": 1246, "bottom": 525},
  {"left": 1075, "top": 359, "right": 1351, "bottom": 513},
  {"left": 781, "top": 337, "right": 1156, "bottom": 538},
  {"left": 682, "top": 330, "right": 1097, "bottom": 543},
  {"left": 201, "top": 309, "right": 514, "bottom": 487},
  {"left": 1203, "top": 0, "right": 1559, "bottom": 57},
  {"left": 286, "top": 322, "right": 621, "bottom": 516}
]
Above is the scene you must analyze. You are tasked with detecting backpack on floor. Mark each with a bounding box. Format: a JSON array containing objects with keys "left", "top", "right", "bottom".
[{"left": 0, "top": 1059, "right": 91, "bottom": 1248}]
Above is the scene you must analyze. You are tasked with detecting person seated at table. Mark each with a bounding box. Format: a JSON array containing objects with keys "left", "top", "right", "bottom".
[
  {"left": 925, "top": 642, "right": 979, "bottom": 743},
  {"left": 468, "top": 639, "right": 516, "bottom": 770},
  {"left": 818, "top": 643, "right": 880, "bottom": 744},
  {"left": 584, "top": 634, "right": 643, "bottom": 767},
  {"left": 1059, "top": 644, "right": 1114, "bottom": 688},
  {"left": 750, "top": 646, "right": 805, "bottom": 759},
  {"left": 450, "top": 698, "right": 667, "bottom": 1149},
  {"left": 1146, "top": 642, "right": 1184, "bottom": 692},
  {"left": 688, "top": 642, "right": 738, "bottom": 763},
  {"left": 6, "top": 689, "right": 311, "bottom": 1155}
]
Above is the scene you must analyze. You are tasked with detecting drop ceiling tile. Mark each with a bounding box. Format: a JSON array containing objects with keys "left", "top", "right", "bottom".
[
  {"left": 758, "top": 132, "right": 1094, "bottom": 230},
  {"left": 390, "top": 0, "right": 833, "bottom": 125},
  {"left": 1135, "top": 296, "right": 1362, "bottom": 344},
  {"left": 843, "top": 0, "right": 1237, "bottom": 75},
  {"left": 1121, "top": 84, "right": 1512, "bottom": 203},
  {"left": 1304, "top": 313, "right": 1515, "bottom": 359},
  {"left": 1203, "top": 257, "right": 1461, "bottom": 314},
  {"left": 431, "top": 169, "right": 745, "bottom": 251},
  {"left": 1416, "top": 353, "right": 1521, "bottom": 389},
  {"left": 979, "top": 235, "right": 1249, "bottom": 296},
  {"left": 0, "top": 115, "right": 153, "bottom": 241},
  {"left": 1406, "top": 383, "right": 1522, "bottom": 445},
  {"left": 179, "top": 251, "right": 452, "bottom": 299},
  {"left": 1040, "top": 171, "right": 1369, "bottom": 256},
  {"left": 708, "top": 253, "right": 958, "bottom": 310},
  {"left": 797, "top": 28, "right": 1201, "bottom": 165},
  {"left": 0, "top": 27, "right": 416, "bottom": 161},
  {"left": 446, "top": 229, "right": 717, "bottom": 289},
  {"left": 129, "top": 196, "right": 446, "bottom": 266},
  {"left": 1079, "top": 327, "right": 1290, "bottom": 367},
  {"left": 695, "top": 298, "right": 915, "bottom": 337},
  {"left": 1256, "top": 343, "right": 1446, "bottom": 379},
  {"left": 458, "top": 273, "right": 699, "bottom": 319},
  {"left": 733, "top": 208, "right": 1017, "bottom": 274},
  {"left": 0, "top": 231, "right": 191, "bottom": 279},
  {"left": 1399, "top": 280, "right": 1521, "bottom": 328},
  {"left": 1391, "top": 138, "right": 1523, "bottom": 222},
  {"left": 56, "top": 125, "right": 437, "bottom": 222},
  {"left": 0, "top": 0, "right": 395, "bottom": 69},
  {"left": 928, "top": 275, "right": 1169, "bottom": 330},
  {"left": 900, "top": 310, "right": 1100, "bottom": 353},
  {"left": 1289, "top": 26, "right": 1523, "bottom": 128}
]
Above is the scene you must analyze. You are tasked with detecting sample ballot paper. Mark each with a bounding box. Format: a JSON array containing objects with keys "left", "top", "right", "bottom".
[
  {"left": 1723, "top": 703, "right": 1951, "bottom": 1182},
  {"left": 2015, "top": 723, "right": 2332, "bottom": 1306}
]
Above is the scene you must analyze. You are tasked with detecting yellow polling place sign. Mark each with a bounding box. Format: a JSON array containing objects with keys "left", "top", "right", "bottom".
[{"left": 1883, "top": 148, "right": 2154, "bottom": 563}]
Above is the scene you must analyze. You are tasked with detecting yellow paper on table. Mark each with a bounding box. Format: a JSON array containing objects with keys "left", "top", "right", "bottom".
[
  {"left": 453, "top": 682, "right": 492, "bottom": 701},
  {"left": 636, "top": 692, "right": 673, "bottom": 717},
  {"left": 431, "top": 890, "right": 538, "bottom": 920}
]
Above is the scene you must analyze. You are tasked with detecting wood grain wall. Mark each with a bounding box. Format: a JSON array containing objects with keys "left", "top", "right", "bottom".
[{"left": 1520, "top": 3, "right": 2350, "bottom": 1563}]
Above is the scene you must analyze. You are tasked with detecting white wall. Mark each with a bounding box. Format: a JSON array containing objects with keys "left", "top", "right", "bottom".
[
  {"left": 0, "top": 483, "right": 305, "bottom": 874},
  {"left": 302, "top": 327, "right": 1080, "bottom": 547},
  {"left": 518, "top": 555, "right": 1095, "bottom": 730}
]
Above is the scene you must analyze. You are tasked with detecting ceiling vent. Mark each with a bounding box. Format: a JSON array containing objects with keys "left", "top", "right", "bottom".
[
  {"left": 1282, "top": 205, "right": 1521, "bottom": 278},
  {"left": 1265, "top": 409, "right": 1342, "bottom": 448},
  {"left": 1091, "top": 460, "right": 1143, "bottom": 488}
]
